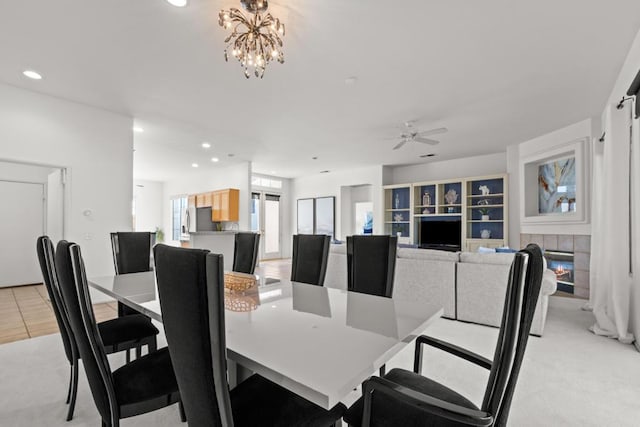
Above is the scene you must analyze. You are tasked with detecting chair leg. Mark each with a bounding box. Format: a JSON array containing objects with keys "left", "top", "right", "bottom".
[
  {"left": 102, "top": 418, "right": 119, "bottom": 427},
  {"left": 148, "top": 336, "right": 157, "bottom": 353},
  {"left": 65, "top": 364, "right": 73, "bottom": 404},
  {"left": 379, "top": 364, "right": 386, "bottom": 377},
  {"left": 179, "top": 400, "right": 187, "bottom": 422},
  {"left": 125, "top": 349, "right": 130, "bottom": 364},
  {"left": 66, "top": 361, "right": 79, "bottom": 421}
]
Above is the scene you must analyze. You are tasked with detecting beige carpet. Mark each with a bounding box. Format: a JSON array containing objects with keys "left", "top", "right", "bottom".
[{"left": 1, "top": 297, "right": 639, "bottom": 426}]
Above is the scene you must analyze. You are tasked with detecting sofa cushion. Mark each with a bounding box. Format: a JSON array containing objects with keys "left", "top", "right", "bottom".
[
  {"left": 395, "top": 258, "right": 456, "bottom": 318},
  {"left": 329, "top": 244, "right": 346, "bottom": 255},
  {"left": 542, "top": 269, "right": 558, "bottom": 295},
  {"left": 397, "top": 248, "right": 460, "bottom": 262},
  {"left": 324, "top": 251, "right": 347, "bottom": 290},
  {"left": 459, "top": 252, "right": 515, "bottom": 265}
]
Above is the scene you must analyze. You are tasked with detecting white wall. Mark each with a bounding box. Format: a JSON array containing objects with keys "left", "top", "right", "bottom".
[
  {"left": 134, "top": 179, "right": 164, "bottom": 236},
  {"left": 0, "top": 84, "right": 133, "bottom": 290},
  {"left": 340, "top": 184, "right": 373, "bottom": 237},
  {"left": 0, "top": 160, "right": 55, "bottom": 183},
  {"left": 292, "top": 166, "right": 384, "bottom": 240},
  {"left": 163, "top": 162, "right": 252, "bottom": 245},
  {"left": 506, "top": 119, "right": 594, "bottom": 242},
  {"left": 388, "top": 152, "right": 507, "bottom": 185}
]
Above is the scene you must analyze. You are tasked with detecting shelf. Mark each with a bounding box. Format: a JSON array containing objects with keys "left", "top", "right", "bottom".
[
  {"left": 468, "top": 193, "right": 504, "bottom": 198},
  {"left": 442, "top": 204, "right": 462, "bottom": 207},
  {"left": 386, "top": 208, "right": 410, "bottom": 212},
  {"left": 385, "top": 221, "right": 410, "bottom": 224},
  {"left": 468, "top": 220, "right": 504, "bottom": 223},
  {"left": 468, "top": 204, "right": 503, "bottom": 208},
  {"left": 414, "top": 205, "right": 436, "bottom": 208},
  {"left": 413, "top": 214, "right": 439, "bottom": 217}
]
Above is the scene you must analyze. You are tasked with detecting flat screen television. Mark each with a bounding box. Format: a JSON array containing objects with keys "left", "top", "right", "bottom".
[{"left": 419, "top": 219, "right": 462, "bottom": 251}]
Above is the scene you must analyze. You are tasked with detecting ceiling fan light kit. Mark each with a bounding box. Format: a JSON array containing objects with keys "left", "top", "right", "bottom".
[{"left": 218, "top": 0, "right": 285, "bottom": 79}]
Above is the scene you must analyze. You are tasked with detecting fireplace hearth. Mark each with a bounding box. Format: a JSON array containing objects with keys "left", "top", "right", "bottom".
[
  {"left": 520, "top": 234, "right": 590, "bottom": 299},
  {"left": 545, "top": 250, "right": 575, "bottom": 294}
]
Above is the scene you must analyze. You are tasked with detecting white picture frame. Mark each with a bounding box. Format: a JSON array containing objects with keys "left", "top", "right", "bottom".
[{"left": 519, "top": 137, "right": 589, "bottom": 225}]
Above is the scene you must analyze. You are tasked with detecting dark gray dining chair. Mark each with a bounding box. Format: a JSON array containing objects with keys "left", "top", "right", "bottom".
[
  {"left": 36, "top": 236, "right": 159, "bottom": 422},
  {"left": 55, "top": 240, "right": 184, "bottom": 427},
  {"left": 343, "top": 244, "right": 544, "bottom": 427},
  {"left": 291, "top": 234, "right": 331, "bottom": 286},
  {"left": 347, "top": 235, "right": 398, "bottom": 298},
  {"left": 232, "top": 232, "right": 260, "bottom": 274},
  {"left": 110, "top": 232, "right": 156, "bottom": 317},
  {"left": 154, "top": 244, "right": 346, "bottom": 426}
]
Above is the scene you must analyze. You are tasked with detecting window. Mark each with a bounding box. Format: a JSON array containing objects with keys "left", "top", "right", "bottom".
[{"left": 251, "top": 175, "right": 282, "bottom": 189}]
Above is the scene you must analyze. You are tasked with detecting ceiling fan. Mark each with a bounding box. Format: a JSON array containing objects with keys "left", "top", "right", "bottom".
[{"left": 388, "top": 122, "right": 448, "bottom": 150}]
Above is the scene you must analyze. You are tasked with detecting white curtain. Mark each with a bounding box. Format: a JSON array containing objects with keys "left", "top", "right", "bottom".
[{"left": 589, "top": 102, "right": 639, "bottom": 347}]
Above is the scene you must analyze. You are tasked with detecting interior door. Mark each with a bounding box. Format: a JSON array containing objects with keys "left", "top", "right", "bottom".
[
  {"left": 0, "top": 181, "right": 45, "bottom": 287},
  {"left": 251, "top": 192, "right": 282, "bottom": 260}
]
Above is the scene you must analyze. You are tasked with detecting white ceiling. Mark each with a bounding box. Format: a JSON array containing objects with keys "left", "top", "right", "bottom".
[{"left": 1, "top": 0, "right": 639, "bottom": 180}]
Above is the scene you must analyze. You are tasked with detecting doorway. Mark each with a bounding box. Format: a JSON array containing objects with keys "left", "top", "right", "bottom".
[
  {"left": 0, "top": 180, "right": 44, "bottom": 287},
  {"left": 251, "top": 192, "right": 282, "bottom": 260}
]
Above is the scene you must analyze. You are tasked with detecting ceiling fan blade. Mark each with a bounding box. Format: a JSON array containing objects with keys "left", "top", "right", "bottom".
[
  {"left": 414, "top": 137, "right": 440, "bottom": 145},
  {"left": 393, "top": 140, "right": 407, "bottom": 150},
  {"left": 417, "top": 127, "right": 448, "bottom": 137}
]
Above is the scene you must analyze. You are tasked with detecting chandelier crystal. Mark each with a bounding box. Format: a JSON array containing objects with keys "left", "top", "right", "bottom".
[{"left": 218, "top": 0, "right": 285, "bottom": 79}]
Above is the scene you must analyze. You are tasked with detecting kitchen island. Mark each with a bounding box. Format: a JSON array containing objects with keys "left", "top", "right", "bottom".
[{"left": 188, "top": 231, "right": 248, "bottom": 271}]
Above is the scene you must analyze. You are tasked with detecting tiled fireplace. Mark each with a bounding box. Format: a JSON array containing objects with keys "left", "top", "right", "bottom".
[{"left": 520, "top": 234, "right": 591, "bottom": 299}]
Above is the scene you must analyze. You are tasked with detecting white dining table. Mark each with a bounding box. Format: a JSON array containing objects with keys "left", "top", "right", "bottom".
[{"left": 88, "top": 271, "right": 442, "bottom": 410}]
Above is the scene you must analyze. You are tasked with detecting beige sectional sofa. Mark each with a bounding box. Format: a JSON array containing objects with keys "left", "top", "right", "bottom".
[
  {"left": 324, "top": 245, "right": 557, "bottom": 336},
  {"left": 456, "top": 252, "right": 557, "bottom": 336}
]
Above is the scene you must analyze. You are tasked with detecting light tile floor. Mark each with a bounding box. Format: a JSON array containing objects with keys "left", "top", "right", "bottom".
[{"left": 0, "top": 284, "right": 117, "bottom": 345}]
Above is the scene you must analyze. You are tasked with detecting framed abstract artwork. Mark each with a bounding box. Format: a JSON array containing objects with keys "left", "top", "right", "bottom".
[
  {"left": 296, "top": 196, "right": 336, "bottom": 238},
  {"left": 520, "top": 137, "right": 589, "bottom": 225},
  {"left": 296, "top": 198, "right": 315, "bottom": 234},
  {"left": 538, "top": 156, "right": 576, "bottom": 214},
  {"left": 315, "top": 196, "right": 335, "bottom": 238}
]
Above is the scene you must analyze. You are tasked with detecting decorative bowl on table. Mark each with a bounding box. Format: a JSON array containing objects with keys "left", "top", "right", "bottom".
[
  {"left": 225, "top": 291, "right": 260, "bottom": 312},
  {"left": 224, "top": 272, "right": 257, "bottom": 292}
]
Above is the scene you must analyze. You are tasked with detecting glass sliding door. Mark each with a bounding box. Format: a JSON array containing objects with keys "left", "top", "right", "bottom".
[{"left": 252, "top": 192, "right": 282, "bottom": 260}]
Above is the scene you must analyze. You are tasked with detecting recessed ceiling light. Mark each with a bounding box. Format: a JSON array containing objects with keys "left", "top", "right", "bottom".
[
  {"left": 420, "top": 153, "right": 437, "bottom": 158},
  {"left": 345, "top": 76, "right": 358, "bottom": 85},
  {"left": 211, "top": 157, "right": 219, "bottom": 162},
  {"left": 166, "top": 0, "right": 187, "bottom": 7},
  {"left": 133, "top": 126, "right": 144, "bottom": 133},
  {"left": 191, "top": 163, "right": 199, "bottom": 168},
  {"left": 202, "top": 142, "right": 211, "bottom": 148},
  {"left": 320, "top": 170, "right": 330, "bottom": 174},
  {"left": 23, "top": 70, "right": 42, "bottom": 80},
  {"left": 312, "top": 156, "right": 318, "bottom": 160}
]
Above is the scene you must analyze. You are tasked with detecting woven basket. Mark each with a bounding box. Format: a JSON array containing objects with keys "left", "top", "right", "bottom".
[
  {"left": 225, "top": 292, "right": 260, "bottom": 312},
  {"left": 224, "top": 272, "right": 257, "bottom": 292}
]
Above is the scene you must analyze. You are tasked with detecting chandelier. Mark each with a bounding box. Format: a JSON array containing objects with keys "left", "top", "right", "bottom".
[{"left": 218, "top": 0, "right": 285, "bottom": 79}]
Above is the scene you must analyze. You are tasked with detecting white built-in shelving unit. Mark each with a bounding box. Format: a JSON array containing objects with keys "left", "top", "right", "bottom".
[{"left": 383, "top": 174, "right": 508, "bottom": 251}]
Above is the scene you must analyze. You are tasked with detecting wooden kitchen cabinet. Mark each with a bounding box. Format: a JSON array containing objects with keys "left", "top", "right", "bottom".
[
  {"left": 196, "top": 192, "right": 213, "bottom": 208},
  {"left": 188, "top": 194, "right": 196, "bottom": 208},
  {"left": 212, "top": 188, "right": 239, "bottom": 222}
]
